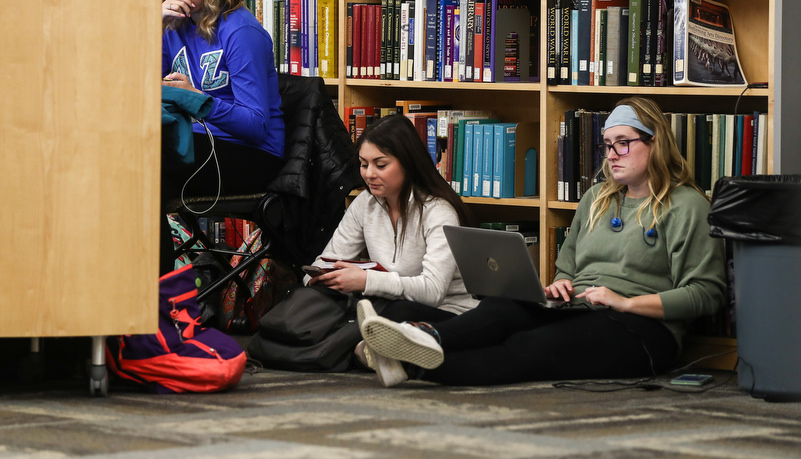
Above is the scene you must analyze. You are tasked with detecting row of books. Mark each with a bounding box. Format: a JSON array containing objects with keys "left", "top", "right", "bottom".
[
  {"left": 345, "top": 0, "right": 540, "bottom": 82},
  {"left": 173, "top": 215, "right": 259, "bottom": 251},
  {"left": 546, "top": 0, "right": 746, "bottom": 87},
  {"left": 346, "top": 104, "right": 540, "bottom": 198},
  {"left": 480, "top": 221, "right": 541, "bottom": 267},
  {"left": 557, "top": 109, "right": 768, "bottom": 202},
  {"left": 245, "top": 0, "right": 339, "bottom": 78}
]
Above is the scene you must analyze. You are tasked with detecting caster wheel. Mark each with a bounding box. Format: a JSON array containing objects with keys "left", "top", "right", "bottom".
[{"left": 89, "top": 365, "right": 108, "bottom": 397}]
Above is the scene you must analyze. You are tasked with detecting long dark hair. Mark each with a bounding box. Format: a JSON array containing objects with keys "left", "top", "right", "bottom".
[{"left": 355, "top": 114, "right": 469, "bottom": 242}]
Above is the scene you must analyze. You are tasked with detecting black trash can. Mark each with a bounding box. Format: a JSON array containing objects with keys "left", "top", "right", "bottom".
[{"left": 708, "top": 175, "right": 801, "bottom": 401}]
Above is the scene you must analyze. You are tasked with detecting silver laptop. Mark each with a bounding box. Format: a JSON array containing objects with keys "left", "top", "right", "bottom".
[{"left": 444, "top": 225, "right": 606, "bottom": 310}]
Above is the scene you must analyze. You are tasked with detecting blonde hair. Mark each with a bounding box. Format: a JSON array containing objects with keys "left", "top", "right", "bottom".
[
  {"left": 587, "top": 97, "right": 706, "bottom": 232},
  {"left": 163, "top": 0, "right": 246, "bottom": 43}
]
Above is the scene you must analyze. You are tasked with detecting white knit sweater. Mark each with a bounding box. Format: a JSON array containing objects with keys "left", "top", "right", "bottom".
[{"left": 311, "top": 191, "right": 478, "bottom": 314}]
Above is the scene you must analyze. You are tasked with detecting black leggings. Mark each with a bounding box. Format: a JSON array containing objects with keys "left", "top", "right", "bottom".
[
  {"left": 421, "top": 297, "right": 678, "bottom": 386},
  {"left": 160, "top": 133, "right": 284, "bottom": 275},
  {"left": 378, "top": 299, "right": 459, "bottom": 323}
]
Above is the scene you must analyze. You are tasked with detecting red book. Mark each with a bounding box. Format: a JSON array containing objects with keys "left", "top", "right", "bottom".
[
  {"left": 473, "top": 0, "right": 485, "bottom": 82},
  {"left": 741, "top": 114, "right": 755, "bottom": 176},
  {"left": 374, "top": 4, "right": 382, "bottom": 79},
  {"left": 352, "top": 3, "right": 362, "bottom": 78},
  {"left": 404, "top": 112, "right": 437, "bottom": 146},
  {"left": 224, "top": 218, "right": 237, "bottom": 249},
  {"left": 365, "top": 4, "right": 376, "bottom": 79},
  {"left": 288, "top": 0, "right": 302, "bottom": 75}
]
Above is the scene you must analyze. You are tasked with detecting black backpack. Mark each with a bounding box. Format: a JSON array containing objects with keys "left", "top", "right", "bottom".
[{"left": 247, "top": 285, "right": 385, "bottom": 372}]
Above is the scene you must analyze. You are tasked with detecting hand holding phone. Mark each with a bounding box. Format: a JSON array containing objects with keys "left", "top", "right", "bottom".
[{"left": 301, "top": 265, "right": 326, "bottom": 277}]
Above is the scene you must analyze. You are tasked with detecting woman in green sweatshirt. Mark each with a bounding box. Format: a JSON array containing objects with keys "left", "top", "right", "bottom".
[{"left": 356, "top": 97, "right": 728, "bottom": 387}]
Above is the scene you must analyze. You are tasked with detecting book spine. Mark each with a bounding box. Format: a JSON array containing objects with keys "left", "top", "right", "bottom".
[
  {"left": 597, "top": 9, "right": 607, "bottom": 86},
  {"left": 444, "top": 4, "right": 456, "bottom": 81},
  {"left": 605, "top": 6, "right": 620, "bottom": 85},
  {"left": 627, "top": 0, "right": 642, "bottom": 85},
  {"left": 413, "top": 0, "right": 426, "bottom": 80},
  {"left": 365, "top": 4, "right": 376, "bottom": 78},
  {"left": 352, "top": 3, "right": 362, "bottom": 78},
  {"left": 481, "top": 123, "right": 493, "bottom": 197},
  {"left": 301, "top": 0, "right": 309, "bottom": 76},
  {"left": 375, "top": 3, "right": 382, "bottom": 78},
  {"left": 463, "top": 0, "right": 476, "bottom": 81},
  {"left": 425, "top": 0, "right": 438, "bottom": 80},
  {"left": 427, "top": 117, "right": 439, "bottom": 166},
  {"left": 473, "top": 0, "right": 485, "bottom": 81},
  {"left": 381, "top": 0, "right": 388, "bottom": 78},
  {"left": 318, "top": 0, "right": 337, "bottom": 78},
  {"left": 399, "top": 0, "right": 409, "bottom": 79},
  {"left": 653, "top": 0, "right": 666, "bottom": 86},
  {"left": 546, "top": 4, "right": 558, "bottom": 85},
  {"left": 289, "top": 0, "right": 302, "bottom": 75},
  {"left": 577, "top": 0, "right": 591, "bottom": 85},
  {"left": 408, "top": 1, "right": 416, "bottom": 77},
  {"left": 559, "top": 3, "right": 571, "bottom": 85},
  {"left": 640, "top": 0, "right": 656, "bottom": 86},
  {"left": 483, "top": 0, "right": 494, "bottom": 82},
  {"left": 570, "top": 8, "right": 578, "bottom": 85},
  {"left": 672, "top": 0, "right": 685, "bottom": 85},
  {"left": 463, "top": 123, "right": 475, "bottom": 197},
  {"left": 392, "top": 0, "right": 401, "bottom": 78},
  {"left": 472, "top": 124, "right": 484, "bottom": 196}
]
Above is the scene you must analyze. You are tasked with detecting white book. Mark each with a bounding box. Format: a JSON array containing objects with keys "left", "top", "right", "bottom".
[
  {"left": 711, "top": 113, "right": 721, "bottom": 186},
  {"left": 263, "top": 0, "right": 275, "bottom": 38},
  {"left": 400, "top": 0, "right": 410, "bottom": 80},
  {"left": 723, "top": 114, "right": 735, "bottom": 176},
  {"left": 458, "top": 0, "right": 468, "bottom": 81},
  {"left": 756, "top": 113, "right": 768, "bottom": 174}
]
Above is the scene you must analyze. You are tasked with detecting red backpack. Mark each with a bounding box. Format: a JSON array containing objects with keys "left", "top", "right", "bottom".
[{"left": 107, "top": 264, "right": 247, "bottom": 393}]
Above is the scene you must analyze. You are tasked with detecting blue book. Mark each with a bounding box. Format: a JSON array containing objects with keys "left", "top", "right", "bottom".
[
  {"left": 734, "top": 114, "right": 744, "bottom": 175},
  {"left": 427, "top": 118, "right": 439, "bottom": 164},
  {"left": 463, "top": 123, "right": 476, "bottom": 196},
  {"left": 425, "top": 0, "right": 439, "bottom": 80},
  {"left": 523, "top": 147, "right": 537, "bottom": 196},
  {"left": 493, "top": 123, "right": 517, "bottom": 198},
  {"left": 577, "top": 0, "right": 591, "bottom": 85},
  {"left": 438, "top": 0, "right": 459, "bottom": 81},
  {"left": 482, "top": 124, "right": 495, "bottom": 197},
  {"left": 571, "top": 8, "right": 579, "bottom": 85},
  {"left": 472, "top": 124, "right": 484, "bottom": 196},
  {"left": 457, "top": 117, "right": 499, "bottom": 196}
]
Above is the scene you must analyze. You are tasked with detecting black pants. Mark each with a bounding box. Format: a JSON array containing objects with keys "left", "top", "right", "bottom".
[
  {"left": 160, "top": 133, "right": 284, "bottom": 275},
  {"left": 421, "top": 297, "right": 678, "bottom": 386},
  {"left": 379, "top": 299, "right": 459, "bottom": 323}
]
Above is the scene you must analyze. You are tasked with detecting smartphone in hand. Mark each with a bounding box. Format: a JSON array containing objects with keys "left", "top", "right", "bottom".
[{"left": 301, "top": 265, "right": 326, "bottom": 277}]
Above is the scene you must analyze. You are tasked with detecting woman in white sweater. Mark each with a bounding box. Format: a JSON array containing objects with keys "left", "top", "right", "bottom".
[{"left": 308, "top": 114, "right": 478, "bottom": 321}]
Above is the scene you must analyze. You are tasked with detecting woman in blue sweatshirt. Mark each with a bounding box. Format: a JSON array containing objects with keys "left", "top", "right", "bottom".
[{"left": 159, "top": 0, "right": 285, "bottom": 274}]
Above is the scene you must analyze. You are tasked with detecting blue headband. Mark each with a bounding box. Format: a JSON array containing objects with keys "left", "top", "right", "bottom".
[{"left": 603, "top": 105, "right": 655, "bottom": 136}]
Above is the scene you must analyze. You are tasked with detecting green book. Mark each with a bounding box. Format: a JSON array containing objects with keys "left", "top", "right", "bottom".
[{"left": 627, "top": 0, "right": 642, "bottom": 86}]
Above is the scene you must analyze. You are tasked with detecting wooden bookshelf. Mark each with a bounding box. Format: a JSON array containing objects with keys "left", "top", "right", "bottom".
[{"left": 327, "top": 0, "right": 776, "bottom": 365}]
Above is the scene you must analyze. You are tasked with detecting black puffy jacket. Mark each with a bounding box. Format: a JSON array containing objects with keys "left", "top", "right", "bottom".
[{"left": 265, "top": 74, "right": 362, "bottom": 266}]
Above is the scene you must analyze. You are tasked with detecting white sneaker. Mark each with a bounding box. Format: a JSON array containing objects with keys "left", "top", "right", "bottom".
[
  {"left": 371, "top": 346, "right": 409, "bottom": 387},
  {"left": 356, "top": 299, "right": 376, "bottom": 332},
  {"left": 361, "top": 316, "right": 444, "bottom": 370},
  {"left": 355, "top": 301, "right": 408, "bottom": 387}
]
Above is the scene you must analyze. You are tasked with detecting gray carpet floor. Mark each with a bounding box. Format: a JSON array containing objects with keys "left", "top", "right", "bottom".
[{"left": 2, "top": 357, "right": 801, "bottom": 458}]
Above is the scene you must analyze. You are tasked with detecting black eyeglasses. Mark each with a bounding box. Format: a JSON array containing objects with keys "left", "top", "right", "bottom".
[{"left": 597, "top": 138, "right": 643, "bottom": 158}]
